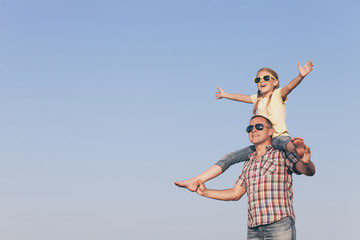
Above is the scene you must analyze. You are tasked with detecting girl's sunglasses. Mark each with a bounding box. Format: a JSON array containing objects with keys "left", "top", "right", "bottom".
[
  {"left": 253, "top": 75, "right": 276, "bottom": 84},
  {"left": 246, "top": 123, "right": 271, "bottom": 133}
]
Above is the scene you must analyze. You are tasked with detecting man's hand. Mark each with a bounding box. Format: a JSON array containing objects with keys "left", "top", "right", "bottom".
[
  {"left": 294, "top": 144, "right": 316, "bottom": 176},
  {"left": 297, "top": 60, "right": 314, "bottom": 78},
  {"left": 299, "top": 145, "right": 311, "bottom": 164},
  {"left": 196, "top": 181, "right": 207, "bottom": 196},
  {"left": 215, "top": 87, "right": 225, "bottom": 99}
]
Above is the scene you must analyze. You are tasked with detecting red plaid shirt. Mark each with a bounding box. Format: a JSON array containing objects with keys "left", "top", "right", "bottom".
[{"left": 236, "top": 145, "right": 299, "bottom": 228}]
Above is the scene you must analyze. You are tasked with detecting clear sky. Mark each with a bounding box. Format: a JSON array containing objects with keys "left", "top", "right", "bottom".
[{"left": 0, "top": 0, "right": 359, "bottom": 239}]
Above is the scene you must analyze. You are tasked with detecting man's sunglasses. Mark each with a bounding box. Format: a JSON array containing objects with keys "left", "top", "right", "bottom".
[
  {"left": 246, "top": 123, "right": 271, "bottom": 133},
  {"left": 253, "top": 75, "right": 276, "bottom": 84}
]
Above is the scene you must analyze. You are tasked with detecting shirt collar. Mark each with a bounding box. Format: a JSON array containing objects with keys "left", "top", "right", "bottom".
[
  {"left": 249, "top": 145, "right": 274, "bottom": 160},
  {"left": 265, "top": 145, "right": 274, "bottom": 151}
]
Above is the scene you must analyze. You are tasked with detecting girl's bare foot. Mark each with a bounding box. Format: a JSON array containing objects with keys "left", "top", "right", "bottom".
[
  {"left": 174, "top": 178, "right": 199, "bottom": 192},
  {"left": 292, "top": 137, "right": 305, "bottom": 158}
]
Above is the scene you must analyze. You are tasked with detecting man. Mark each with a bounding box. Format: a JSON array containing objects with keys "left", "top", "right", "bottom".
[{"left": 196, "top": 115, "right": 315, "bottom": 240}]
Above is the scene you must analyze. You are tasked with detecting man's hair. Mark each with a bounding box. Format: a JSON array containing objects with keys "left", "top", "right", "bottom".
[{"left": 250, "top": 115, "right": 273, "bottom": 128}]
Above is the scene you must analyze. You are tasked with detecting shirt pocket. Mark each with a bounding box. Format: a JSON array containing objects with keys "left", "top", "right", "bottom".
[{"left": 260, "top": 158, "right": 277, "bottom": 175}]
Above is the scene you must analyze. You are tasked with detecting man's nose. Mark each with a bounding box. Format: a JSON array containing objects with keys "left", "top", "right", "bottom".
[{"left": 251, "top": 127, "right": 258, "bottom": 133}]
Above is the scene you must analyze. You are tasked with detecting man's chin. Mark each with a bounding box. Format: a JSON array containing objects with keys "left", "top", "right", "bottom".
[
  {"left": 250, "top": 136, "right": 261, "bottom": 143},
  {"left": 250, "top": 138, "right": 268, "bottom": 145}
]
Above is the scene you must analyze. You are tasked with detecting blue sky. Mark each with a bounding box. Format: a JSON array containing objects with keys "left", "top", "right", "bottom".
[{"left": 0, "top": 0, "right": 359, "bottom": 239}]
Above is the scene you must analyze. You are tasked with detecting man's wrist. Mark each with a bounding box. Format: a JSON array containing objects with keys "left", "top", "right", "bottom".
[
  {"left": 198, "top": 191, "right": 207, "bottom": 197},
  {"left": 301, "top": 159, "right": 311, "bottom": 166}
]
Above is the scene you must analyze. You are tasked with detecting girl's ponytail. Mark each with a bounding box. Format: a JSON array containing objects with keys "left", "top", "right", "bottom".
[{"left": 252, "top": 90, "right": 262, "bottom": 115}]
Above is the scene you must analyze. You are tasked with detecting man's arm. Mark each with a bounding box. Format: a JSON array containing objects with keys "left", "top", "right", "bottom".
[
  {"left": 196, "top": 181, "right": 246, "bottom": 201},
  {"left": 294, "top": 145, "right": 316, "bottom": 176},
  {"left": 216, "top": 87, "right": 252, "bottom": 103}
]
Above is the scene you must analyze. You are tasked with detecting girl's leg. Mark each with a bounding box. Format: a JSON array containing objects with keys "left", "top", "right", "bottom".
[
  {"left": 272, "top": 136, "right": 292, "bottom": 151},
  {"left": 174, "top": 146, "right": 255, "bottom": 192},
  {"left": 174, "top": 165, "right": 222, "bottom": 192},
  {"left": 215, "top": 145, "right": 255, "bottom": 172},
  {"left": 272, "top": 136, "right": 305, "bottom": 157}
]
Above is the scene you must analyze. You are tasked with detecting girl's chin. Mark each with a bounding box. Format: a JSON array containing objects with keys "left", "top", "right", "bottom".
[{"left": 260, "top": 90, "right": 270, "bottom": 95}]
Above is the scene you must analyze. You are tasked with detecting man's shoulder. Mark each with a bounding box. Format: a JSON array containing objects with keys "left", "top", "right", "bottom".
[{"left": 267, "top": 146, "right": 297, "bottom": 161}]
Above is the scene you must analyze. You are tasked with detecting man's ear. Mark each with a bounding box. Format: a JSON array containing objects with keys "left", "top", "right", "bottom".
[{"left": 268, "top": 128, "right": 275, "bottom": 137}]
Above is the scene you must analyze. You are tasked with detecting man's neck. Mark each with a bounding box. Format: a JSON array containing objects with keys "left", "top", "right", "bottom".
[{"left": 254, "top": 141, "right": 271, "bottom": 160}]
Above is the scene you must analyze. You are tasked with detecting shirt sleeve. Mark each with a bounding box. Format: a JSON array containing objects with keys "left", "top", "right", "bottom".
[
  {"left": 250, "top": 94, "right": 257, "bottom": 104},
  {"left": 274, "top": 88, "right": 287, "bottom": 103},
  {"left": 283, "top": 151, "right": 300, "bottom": 175},
  {"left": 236, "top": 168, "right": 247, "bottom": 188}
]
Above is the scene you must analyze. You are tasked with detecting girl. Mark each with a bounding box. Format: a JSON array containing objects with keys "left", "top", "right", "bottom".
[{"left": 175, "top": 60, "right": 314, "bottom": 192}]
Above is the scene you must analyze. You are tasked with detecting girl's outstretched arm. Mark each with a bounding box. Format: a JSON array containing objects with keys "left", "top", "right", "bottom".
[
  {"left": 281, "top": 60, "right": 314, "bottom": 99},
  {"left": 216, "top": 87, "right": 252, "bottom": 103}
]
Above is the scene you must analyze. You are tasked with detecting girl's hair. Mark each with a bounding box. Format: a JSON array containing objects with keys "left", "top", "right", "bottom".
[{"left": 252, "top": 67, "right": 280, "bottom": 115}]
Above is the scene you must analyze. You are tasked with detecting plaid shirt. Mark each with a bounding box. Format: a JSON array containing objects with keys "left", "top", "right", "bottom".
[{"left": 236, "top": 145, "right": 299, "bottom": 228}]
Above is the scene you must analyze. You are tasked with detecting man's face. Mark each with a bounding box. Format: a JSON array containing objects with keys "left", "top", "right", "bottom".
[{"left": 248, "top": 117, "right": 274, "bottom": 145}]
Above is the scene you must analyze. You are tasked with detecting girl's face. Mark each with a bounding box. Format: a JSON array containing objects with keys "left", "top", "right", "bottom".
[{"left": 255, "top": 70, "right": 279, "bottom": 96}]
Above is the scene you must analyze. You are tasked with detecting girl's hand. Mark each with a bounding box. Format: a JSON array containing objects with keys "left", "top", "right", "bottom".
[
  {"left": 215, "top": 87, "right": 225, "bottom": 99},
  {"left": 297, "top": 60, "right": 314, "bottom": 78}
]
